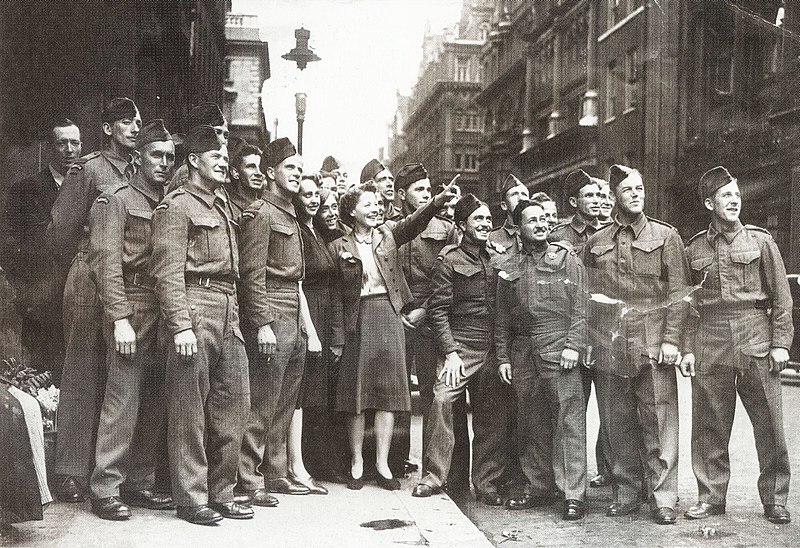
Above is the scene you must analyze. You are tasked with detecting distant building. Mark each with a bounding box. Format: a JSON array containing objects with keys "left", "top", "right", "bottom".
[
  {"left": 387, "top": 1, "right": 494, "bottom": 199},
  {"left": 224, "top": 12, "right": 271, "bottom": 146}
]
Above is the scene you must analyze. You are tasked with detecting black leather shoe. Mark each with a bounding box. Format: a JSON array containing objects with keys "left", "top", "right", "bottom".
[
  {"left": 684, "top": 501, "right": 725, "bottom": 519},
  {"left": 91, "top": 496, "right": 131, "bottom": 520},
  {"left": 480, "top": 492, "right": 503, "bottom": 506},
  {"left": 209, "top": 501, "right": 254, "bottom": 520},
  {"left": 56, "top": 476, "right": 85, "bottom": 503},
  {"left": 589, "top": 474, "right": 611, "bottom": 488},
  {"left": 176, "top": 505, "right": 223, "bottom": 526},
  {"left": 411, "top": 484, "right": 440, "bottom": 498},
  {"left": 563, "top": 499, "right": 585, "bottom": 520},
  {"left": 347, "top": 473, "right": 364, "bottom": 491},
  {"left": 376, "top": 474, "right": 401, "bottom": 491},
  {"left": 120, "top": 489, "right": 175, "bottom": 510},
  {"left": 765, "top": 504, "right": 791, "bottom": 524},
  {"left": 506, "top": 494, "right": 551, "bottom": 510},
  {"left": 652, "top": 506, "right": 677, "bottom": 524},
  {"left": 290, "top": 476, "right": 328, "bottom": 495},
  {"left": 234, "top": 488, "right": 279, "bottom": 507},
  {"left": 265, "top": 477, "right": 311, "bottom": 495},
  {"left": 606, "top": 501, "right": 640, "bottom": 517}
]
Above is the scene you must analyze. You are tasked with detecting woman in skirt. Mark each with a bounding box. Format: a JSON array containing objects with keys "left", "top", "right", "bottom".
[{"left": 328, "top": 176, "right": 458, "bottom": 490}]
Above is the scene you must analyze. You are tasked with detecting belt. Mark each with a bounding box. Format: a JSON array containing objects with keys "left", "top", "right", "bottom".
[
  {"left": 185, "top": 273, "right": 236, "bottom": 294},
  {"left": 123, "top": 270, "right": 156, "bottom": 290}
]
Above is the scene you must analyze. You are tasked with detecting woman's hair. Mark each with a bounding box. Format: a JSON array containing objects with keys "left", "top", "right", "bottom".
[
  {"left": 292, "top": 175, "right": 320, "bottom": 218},
  {"left": 339, "top": 182, "right": 378, "bottom": 223}
]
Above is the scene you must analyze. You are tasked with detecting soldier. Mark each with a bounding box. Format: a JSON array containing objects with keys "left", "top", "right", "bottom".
[
  {"left": 48, "top": 97, "right": 140, "bottom": 503},
  {"left": 237, "top": 137, "right": 321, "bottom": 501},
  {"left": 549, "top": 169, "right": 612, "bottom": 489},
  {"left": 583, "top": 165, "right": 690, "bottom": 524},
  {"left": 495, "top": 199, "right": 588, "bottom": 520},
  {"left": 1, "top": 118, "right": 81, "bottom": 381},
  {"left": 488, "top": 174, "right": 529, "bottom": 254},
  {"left": 361, "top": 158, "right": 402, "bottom": 222},
  {"left": 531, "top": 191, "right": 559, "bottom": 229},
  {"left": 321, "top": 155, "right": 350, "bottom": 199},
  {"left": 680, "top": 166, "right": 793, "bottom": 525},
  {"left": 225, "top": 137, "right": 264, "bottom": 221},
  {"left": 392, "top": 163, "right": 466, "bottom": 485},
  {"left": 87, "top": 120, "right": 176, "bottom": 520},
  {"left": 411, "top": 195, "right": 509, "bottom": 506},
  {"left": 166, "top": 103, "right": 229, "bottom": 193},
  {"left": 597, "top": 180, "right": 614, "bottom": 225},
  {"left": 150, "top": 125, "right": 252, "bottom": 525}
]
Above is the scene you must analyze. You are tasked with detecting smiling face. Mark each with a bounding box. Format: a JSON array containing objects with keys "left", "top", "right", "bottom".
[
  {"left": 460, "top": 205, "right": 492, "bottom": 245},
  {"left": 297, "top": 178, "right": 321, "bottom": 218},
  {"left": 236, "top": 153, "right": 265, "bottom": 192},
  {"left": 598, "top": 182, "right": 614, "bottom": 220},
  {"left": 352, "top": 190, "right": 382, "bottom": 230},
  {"left": 191, "top": 145, "right": 229, "bottom": 186},
  {"left": 614, "top": 171, "right": 645, "bottom": 217},
  {"left": 269, "top": 153, "right": 304, "bottom": 197},
  {"left": 518, "top": 203, "right": 550, "bottom": 245},
  {"left": 139, "top": 140, "right": 175, "bottom": 186},
  {"left": 319, "top": 192, "right": 339, "bottom": 229},
  {"left": 572, "top": 183, "right": 601, "bottom": 220},
  {"left": 705, "top": 180, "right": 741, "bottom": 224}
]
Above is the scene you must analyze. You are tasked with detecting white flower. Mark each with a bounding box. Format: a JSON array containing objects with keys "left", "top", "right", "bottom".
[
  {"left": 36, "top": 386, "right": 59, "bottom": 414},
  {"left": 340, "top": 251, "right": 356, "bottom": 263}
]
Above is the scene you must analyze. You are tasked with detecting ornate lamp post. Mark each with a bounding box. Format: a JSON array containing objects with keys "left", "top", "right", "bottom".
[{"left": 282, "top": 28, "right": 320, "bottom": 154}]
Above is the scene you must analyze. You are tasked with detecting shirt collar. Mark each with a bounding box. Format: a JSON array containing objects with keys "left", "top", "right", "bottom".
[
  {"left": 183, "top": 180, "right": 219, "bottom": 208},
  {"left": 102, "top": 148, "right": 134, "bottom": 177},
  {"left": 613, "top": 212, "right": 647, "bottom": 239},
  {"left": 128, "top": 173, "right": 162, "bottom": 204},
  {"left": 707, "top": 220, "right": 744, "bottom": 244},
  {"left": 264, "top": 190, "right": 297, "bottom": 218},
  {"left": 460, "top": 239, "right": 486, "bottom": 260},
  {"left": 502, "top": 219, "right": 519, "bottom": 236},
  {"left": 569, "top": 214, "right": 590, "bottom": 234},
  {"left": 48, "top": 164, "right": 64, "bottom": 187}
]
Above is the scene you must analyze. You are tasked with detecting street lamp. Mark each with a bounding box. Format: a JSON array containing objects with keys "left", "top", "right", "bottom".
[
  {"left": 282, "top": 28, "right": 320, "bottom": 154},
  {"left": 295, "top": 92, "right": 307, "bottom": 155}
]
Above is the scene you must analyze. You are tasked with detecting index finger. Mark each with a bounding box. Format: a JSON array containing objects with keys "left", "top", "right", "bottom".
[{"left": 445, "top": 173, "right": 461, "bottom": 188}]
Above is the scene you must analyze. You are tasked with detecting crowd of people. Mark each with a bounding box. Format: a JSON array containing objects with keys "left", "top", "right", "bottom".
[{"left": 0, "top": 97, "right": 793, "bottom": 528}]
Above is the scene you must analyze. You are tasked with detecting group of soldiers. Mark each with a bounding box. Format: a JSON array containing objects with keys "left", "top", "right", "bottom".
[{"left": 0, "top": 95, "right": 793, "bottom": 528}]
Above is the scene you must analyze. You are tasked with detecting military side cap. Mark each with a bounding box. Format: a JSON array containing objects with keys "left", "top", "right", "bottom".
[
  {"left": 187, "top": 102, "right": 225, "bottom": 129},
  {"left": 321, "top": 155, "right": 343, "bottom": 172},
  {"left": 395, "top": 163, "right": 427, "bottom": 190},
  {"left": 500, "top": 173, "right": 525, "bottom": 196},
  {"left": 136, "top": 119, "right": 171, "bottom": 149},
  {"left": 102, "top": 97, "right": 137, "bottom": 123},
  {"left": 698, "top": 166, "right": 735, "bottom": 201},
  {"left": 608, "top": 164, "right": 640, "bottom": 189},
  {"left": 262, "top": 137, "right": 297, "bottom": 169},
  {"left": 185, "top": 125, "right": 222, "bottom": 154},
  {"left": 453, "top": 193, "right": 483, "bottom": 225},
  {"left": 360, "top": 159, "right": 386, "bottom": 184},
  {"left": 227, "top": 136, "right": 248, "bottom": 162},
  {"left": 564, "top": 169, "right": 593, "bottom": 199}
]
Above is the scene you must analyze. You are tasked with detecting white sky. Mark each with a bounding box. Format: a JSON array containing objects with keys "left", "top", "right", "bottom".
[{"left": 234, "top": 0, "right": 463, "bottom": 176}]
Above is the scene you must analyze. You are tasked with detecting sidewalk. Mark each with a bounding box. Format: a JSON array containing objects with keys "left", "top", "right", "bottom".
[{"left": 2, "top": 475, "right": 491, "bottom": 548}]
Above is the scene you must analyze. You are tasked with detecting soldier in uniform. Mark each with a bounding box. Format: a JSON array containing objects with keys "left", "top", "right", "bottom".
[
  {"left": 496, "top": 199, "right": 588, "bottom": 520},
  {"left": 87, "top": 120, "right": 176, "bottom": 520},
  {"left": 1, "top": 118, "right": 81, "bottom": 381},
  {"left": 237, "top": 137, "right": 321, "bottom": 501},
  {"left": 321, "top": 155, "right": 350, "bottom": 198},
  {"left": 48, "top": 97, "right": 140, "bottom": 503},
  {"left": 597, "top": 180, "right": 614, "bottom": 225},
  {"left": 487, "top": 174, "right": 529, "bottom": 254},
  {"left": 583, "top": 165, "right": 691, "bottom": 524},
  {"left": 166, "top": 103, "right": 229, "bottom": 193},
  {"left": 549, "top": 169, "right": 612, "bottom": 489},
  {"left": 225, "top": 137, "right": 264, "bottom": 222},
  {"left": 411, "top": 195, "right": 509, "bottom": 506},
  {"left": 392, "top": 163, "right": 467, "bottom": 485},
  {"left": 150, "top": 125, "right": 252, "bottom": 525},
  {"left": 680, "top": 166, "right": 793, "bottom": 525},
  {"left": 361, "top": 159, "right": 403, "bottom": 223},
  {"left": 531, "top": 191, "right": 559, "bottom": 229}
]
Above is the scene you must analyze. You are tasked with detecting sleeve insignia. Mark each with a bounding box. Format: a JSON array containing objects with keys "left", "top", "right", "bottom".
[{"left": 154, "top": 203, "right": 169, "bottom": 211}]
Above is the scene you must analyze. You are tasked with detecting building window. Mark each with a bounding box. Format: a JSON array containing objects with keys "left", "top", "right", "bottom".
[
  {"left": 454, "top": 152, "right": 478, "bottom": 171},
  {"left": 455, "top": 57, "right": 470, "bottom": 82},
  {"left": 455, "top": 109, "right": 465, "bottom": 131},
  {"left": 624, "top": 47, "right": 639, "bottom": 110},
  {"left": 606, "top": 59, "right": 619, "bottom": 121}
]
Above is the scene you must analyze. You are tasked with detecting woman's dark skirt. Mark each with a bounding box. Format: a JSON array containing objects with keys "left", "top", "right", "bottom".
[
  {"left": 296, "top": 286, "right": 330, "bottom": 409},
  {"left": 336, "top": 294, "right": 411, "bottom": 414}
]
